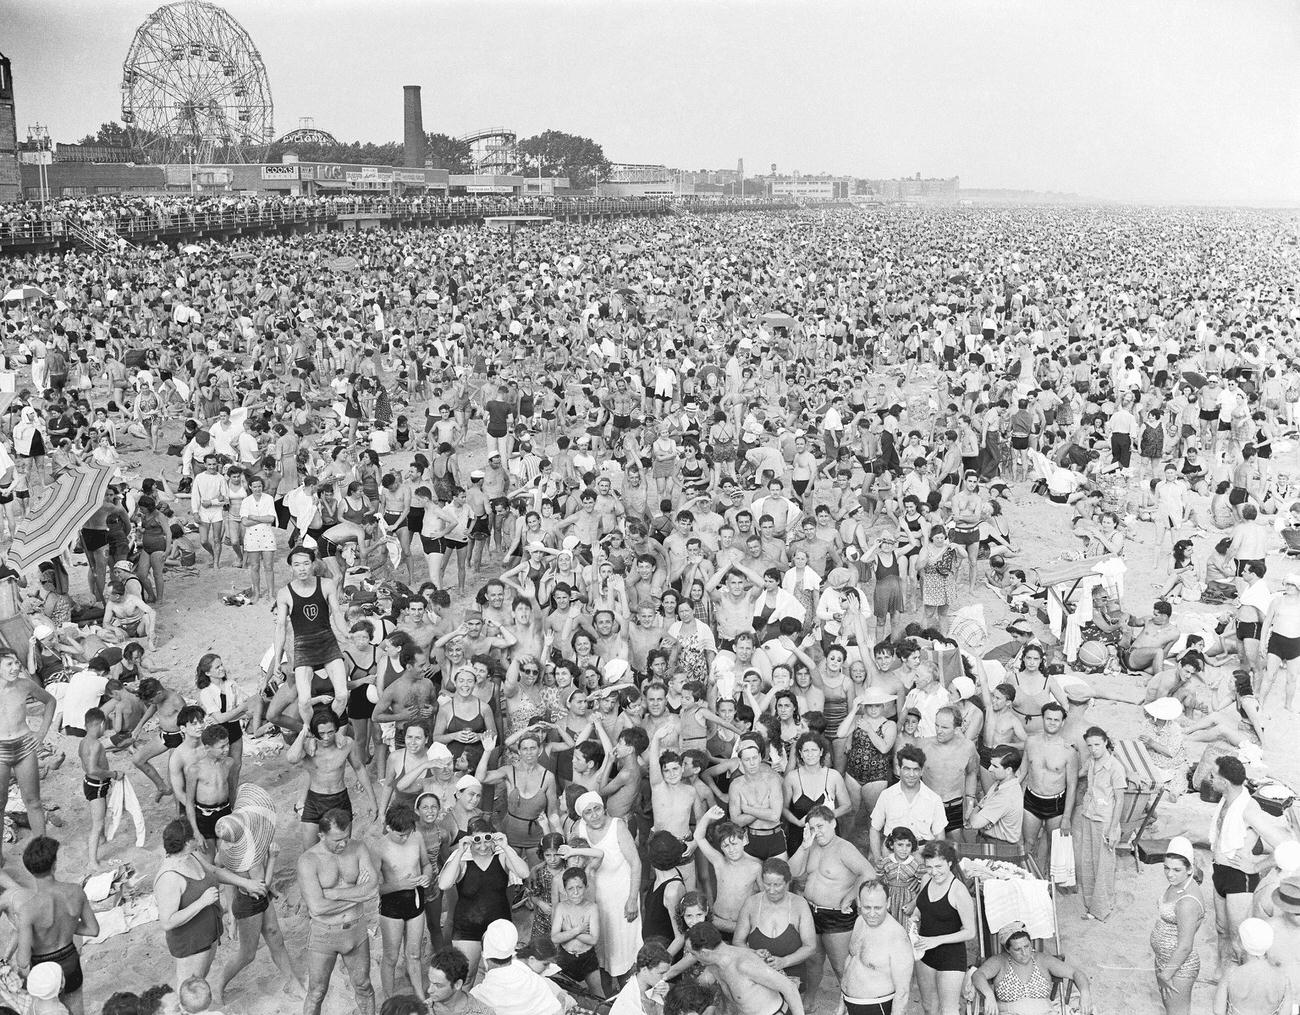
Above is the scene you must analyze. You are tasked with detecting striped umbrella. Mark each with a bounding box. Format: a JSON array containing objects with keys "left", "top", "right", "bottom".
[
  {"left": 215, "top": 783, "right": 276, "bottom": 874},
  {"left": 4, "top": 465, "right": 116, "bottom": 573},
  {"left": 2, "top": 284, "right": 50, "bottom": 303}
]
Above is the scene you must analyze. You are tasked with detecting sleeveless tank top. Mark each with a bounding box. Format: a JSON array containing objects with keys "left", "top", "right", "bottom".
[
  {"left": 161, "top": 862, "right": 221, "bottom": 958},
  {"left": 642, "top": 872, "right": 682, "bottom": 942},
  {"left": 289, "top": 579, "right": 332, "bottom": 640}
]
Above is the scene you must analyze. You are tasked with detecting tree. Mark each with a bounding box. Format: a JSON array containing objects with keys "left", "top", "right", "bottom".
[
  {"left": 425, "top": 133, "right": 472, "bottom": 173},
  {"left": 77, "top": 122, "right": 132, "bottom": 148},
  {"left": 517, "top": 130, "right": 611, "bottom": 189}
]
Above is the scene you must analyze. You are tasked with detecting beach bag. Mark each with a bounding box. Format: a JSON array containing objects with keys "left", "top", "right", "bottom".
[{"left": 1049, "top": 830, "right": 1076, "bottom": 887}]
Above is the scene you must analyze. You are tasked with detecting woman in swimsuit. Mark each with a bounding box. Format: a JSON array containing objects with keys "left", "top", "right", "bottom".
[
  {"left": 909, "top": 840, "right": 976, "bottom": 1015},
  {"left": 342, "top": 623, "right": 379, "bottom": 760},
  {"left": 731, "top": 859, "right": 817, "bottom": 994},
  {"left": 378, "top": 718, "right": 433, "bottom": 818},
  {"left": 838, "top": 688, "right": 896, "bottom": 815},
  {"left": 0, "top": 651, "right": 55, "bottom": 865},
  {"left": 971, "top": 925, "right": 1093, "bottom": 1015},
  {"left": 481, "top": 730, "right": 559, "bottom": 856},
  {"left": 781, "top": 733, "right": 850, "bottom": 855}
]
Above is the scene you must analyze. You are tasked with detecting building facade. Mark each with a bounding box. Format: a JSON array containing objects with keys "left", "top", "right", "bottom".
[{"left": 0, "top": 55, "right": 19, "bottom": 203}]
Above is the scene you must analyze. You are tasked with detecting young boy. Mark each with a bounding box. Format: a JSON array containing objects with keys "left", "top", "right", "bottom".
[
  {"left": 374, "top": 803, "right": 431, "bottom": 1002},
  {"left": 691, "top": 807, "right": 761, "bottom": 933},
  {"left": 550, "top": 867, "right": 602, "bottom": 997},
  {"left": 79, "top": 708, "right": 121, "bottom": 868},
  {"left": 181, "top": 723, "right": 233, "bottom": 858}
]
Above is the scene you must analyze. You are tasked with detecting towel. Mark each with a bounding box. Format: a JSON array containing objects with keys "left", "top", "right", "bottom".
[
  {"left": 982, "top": 876, "right": 1056, "bottom": 941},
  {"left": 1212, "top": 790, "right": 1251, "bottom": 854},
  {"left": 106, "top": 773, "right": 147, "bottom": 848},
  {"left": 82, "top": 896, "right": 159, "bottom": 947}
]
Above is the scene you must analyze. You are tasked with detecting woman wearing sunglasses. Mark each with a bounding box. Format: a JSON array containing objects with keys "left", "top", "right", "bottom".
[{"left": 438, "top": 815, "right": 530, "bottom": 987}]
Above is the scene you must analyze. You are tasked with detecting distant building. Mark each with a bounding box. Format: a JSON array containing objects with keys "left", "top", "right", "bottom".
[
  {"left": 0, "top": 54, "right": 19, "bottom": 202},
  {"left": 52, "top": 143, "right": 132, "bottom": 163},
  {"left": 768, "top": 174, "right": 851, "bottom": 201},
  {"left": 598, "top": 163, "right": 673, "bottom": 197},
  {"left": 859, "top": 173, "right": 960, "bottom": 202}
]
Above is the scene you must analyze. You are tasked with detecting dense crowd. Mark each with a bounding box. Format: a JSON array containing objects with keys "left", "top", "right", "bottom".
[{"left": 0, "top": 199, "right": 1297, "bottom": 1015}]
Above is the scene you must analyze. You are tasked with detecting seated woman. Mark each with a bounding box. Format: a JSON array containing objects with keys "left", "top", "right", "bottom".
[
  {"left": 1186, "top": 668, "right": 1266, "bottom": 795},
  {"left": 969, "top": 924, "right": 1092, "bottom": 1015}
]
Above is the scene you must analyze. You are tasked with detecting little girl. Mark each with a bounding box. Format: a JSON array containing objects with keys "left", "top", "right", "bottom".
[
  {"left": 527, "top": 832, "right": 566, "bottom": 945},
  {"left": 880, "top": 826, "right": 923, "bottom": 923}
]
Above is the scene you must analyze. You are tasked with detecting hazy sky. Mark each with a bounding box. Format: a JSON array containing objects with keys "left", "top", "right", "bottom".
[{"left": 5, "top": 0, "right": 1299, "bottom": 203}]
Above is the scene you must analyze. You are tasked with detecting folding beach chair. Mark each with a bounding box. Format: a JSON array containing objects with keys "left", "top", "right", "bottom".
[{"left": 1113, "top": 738, "right": 1167, "bottom": 869}]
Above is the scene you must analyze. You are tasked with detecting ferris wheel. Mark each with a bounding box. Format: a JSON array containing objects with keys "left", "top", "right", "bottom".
[{"left": 120, "top": 0, "right": 273, "bottom": 164}]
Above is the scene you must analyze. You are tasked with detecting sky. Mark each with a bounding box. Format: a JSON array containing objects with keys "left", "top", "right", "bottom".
[{"left": 4, "top": 0, "right": 1299, "bottom": 204}]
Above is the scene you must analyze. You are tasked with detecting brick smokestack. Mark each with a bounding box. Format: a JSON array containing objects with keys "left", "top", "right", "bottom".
[{"left": 403, "top": 85, "right": 425, "bottom": 168}]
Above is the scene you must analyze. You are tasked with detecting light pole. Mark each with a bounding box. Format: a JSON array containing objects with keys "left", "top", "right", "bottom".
[{"left": 183, "top": 143, "right": 196, "bottom": 195}]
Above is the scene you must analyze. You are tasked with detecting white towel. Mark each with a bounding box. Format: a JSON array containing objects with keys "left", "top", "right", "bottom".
[
  {"left": 983, "top": 877, "right": 1056, "bottom": 941},
  {"left": 106, "top": 773, "right": 147, "bottom": 848},
  {"left": 1212, "top": 790, "right": 1251, "bottom": 854}
]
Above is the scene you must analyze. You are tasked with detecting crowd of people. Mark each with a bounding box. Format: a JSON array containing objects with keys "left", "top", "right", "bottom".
[{"left": 0, "top": 198, "right": 1297, "bottom": 1015}]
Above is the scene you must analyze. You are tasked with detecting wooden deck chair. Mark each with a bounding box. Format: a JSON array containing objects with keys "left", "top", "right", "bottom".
[
  {"left": 1113, "top": 738, "right": 1167, "bottom": 870},
  {"left": 968, "top": 875, "right": 1068, "bottom": 1015}
]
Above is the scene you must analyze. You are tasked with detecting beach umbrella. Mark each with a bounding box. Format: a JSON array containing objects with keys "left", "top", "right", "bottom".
[
  {"left": 181, "top": 244, "right": 203, "bottom": 254},
  {"left": 329, "top": 255, "right": 360, "bottom": 272},
  {"left": 1181, "top": 370, "right": 1208, "bottom": 389},
  {"left": 5, "top": 465, "right": 116, "bottom": 572},
  {"left": 2, "top": 285, "right": 50, "bottom": 303},
  {"left": 761, "top": 311, "right": 797, "bottom": 329},
  {"left": 215, "top": 784, "right": 276, "bottom": 874}
]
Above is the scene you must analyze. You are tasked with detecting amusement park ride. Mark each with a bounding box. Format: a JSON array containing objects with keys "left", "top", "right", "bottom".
[
  {"left": 119, "top": 0, "right": 273, "bottom": 164},
  {"left": 118, "top": 1, "right": 525, "bottom": 173}
]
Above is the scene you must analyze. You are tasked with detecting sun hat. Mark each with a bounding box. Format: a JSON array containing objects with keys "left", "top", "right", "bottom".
[
  {"left": 827, "top": 567, "right": 852, "bottom": 589},
  {"left": 861, "top": 687, "right": 894, "bottom": 706},
  {"left": 1144, "top": 697, "right": 1184, "bottom": 721},
  {"left": 1272, "top": 874, "right": 1300, "bottom": 915}
]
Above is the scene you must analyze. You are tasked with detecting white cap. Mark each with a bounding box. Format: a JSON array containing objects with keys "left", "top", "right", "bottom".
[
  {"left": 1166, "top": 835, "right": 1195, "bottom": 865},
  {"left": 1144, "top": 697, "right": 1184, "bottom": 721},
  {"left": 481, "top": 918, "right": 519, "bottom": 960},
  {"left": 1239, "top": 917, "right": 1274, "bottom": 956},
  {"left": 26, "top": 962, "right": 62, "bottom": 1000},
  {"left": 950, "top": 676, "right": 977, "bottom": 700}
]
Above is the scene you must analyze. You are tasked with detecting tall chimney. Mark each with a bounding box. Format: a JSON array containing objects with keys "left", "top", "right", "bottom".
[{"left": 403, "top": 85, "right": 425, "bottom": 168}]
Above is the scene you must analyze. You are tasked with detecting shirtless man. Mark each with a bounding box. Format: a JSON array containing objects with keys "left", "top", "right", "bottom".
[
  {"left": 1019, "top": 701, "right": 1078, "bottom": 874},
  {"left": 948, "top": 472, "right": 985, "bottom": 592},
  {"left": 920, "top": 707, "right": 979, "bottom": 838},
  {"left": 789, "top": 806, "right": 877, "bottom": 1003},
  {"left": 1260, "top": 574, "right": 1300, "bottom": 711},
  {"left": 167, "top": 704, "right": 207, "bottom": 810},
  {"left": 288, "top": 709, "right": 378, "bottom": 848},
  {"left": 1125, "top": 600, "right": 1180, "bottom": 675},
  {"left": 640, "top": 682, "right": 681, "bottom": 749},
  {"left": 183, "top": 725, "right": 236, "bottom": 858},
  {"left": 686, "top": 921, "right": 805, "bottom": 1015},
  {"left": 373, "top": 803, "right": 431, "bottom": 1004},
  {"left": 102, "top": 579, "right": 157, "bottom": 648},
  {"left": 975, "top": 680, "right": 1028, "bottom": 792},
  {"left": 841, "top": 880, "right": 914, "bottom": 1015},
  {"left": 271, "top": 546, "right": 350, "bottom": 723},
  {"left": 13, "top": 836, "right": 98, "bottom": 1015},
  {"left": 0, "top": 649, "right": 55, "bottom": 867},
  {"left": 729, "top": 734, "right": 787, "bottom": 862},
  {"left": 297, "top": 808, "right": 378, "bottom": 1015}
]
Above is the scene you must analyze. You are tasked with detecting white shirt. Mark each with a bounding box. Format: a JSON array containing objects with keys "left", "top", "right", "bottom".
[
  {"left": 62, "top": 670, "right": 108, "bottom": 732},
  {"left": 869, "top": 780, "right": 948, "bottom": 841},
  {"left": 471, "top": 961, "right": 564, "bottom": 1015}
]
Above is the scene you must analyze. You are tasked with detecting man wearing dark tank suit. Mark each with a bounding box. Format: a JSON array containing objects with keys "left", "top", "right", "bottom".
[{"left": 271, "top": 546, "right": 351, "bottom": 723}]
